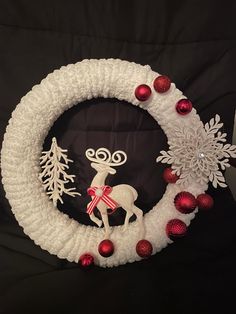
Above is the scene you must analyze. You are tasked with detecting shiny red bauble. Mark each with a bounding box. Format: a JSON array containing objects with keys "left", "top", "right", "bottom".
[
  {"left": 174, "top": 191, "right": 197, "bottom": 214},
  {"left": 98, "top": 239, "right": 114, "bottom": 257},
  {"left": 135, "top": 84, "right": 152, "bottom": 101},
  {"left": 197, "top": 193, "right": 214, "bottom": 210},
  {"left": 153, "top": 75, "right": 171, "bottom": 93},
  {"left": 176, "top": 99, "right": 193, "bottom": 115},
  {"left": 79, "top": 253, "right": 94, "bottom": 268},
  {"left": 166, "top": 219, "right": 187, "bottom": 238},
  {"left": 136, "top": 240, "right": 153, "bottom": 258},
  {"left": 163, "top": 167, "right": 179, "bottom": 183}
]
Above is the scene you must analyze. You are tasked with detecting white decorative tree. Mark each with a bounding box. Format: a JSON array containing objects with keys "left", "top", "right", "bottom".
[{"left": 39, "top": 137, "right": 81, "bottom": 206}]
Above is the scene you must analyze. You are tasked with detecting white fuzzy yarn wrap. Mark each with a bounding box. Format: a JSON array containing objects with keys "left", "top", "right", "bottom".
[{"left": 1, "top": 59, "right": 207, "bottom": 267}]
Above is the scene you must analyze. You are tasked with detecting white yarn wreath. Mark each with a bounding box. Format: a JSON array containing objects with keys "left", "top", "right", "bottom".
[{"left": 1, "top": 59, "right": 208, "bottom": 267}]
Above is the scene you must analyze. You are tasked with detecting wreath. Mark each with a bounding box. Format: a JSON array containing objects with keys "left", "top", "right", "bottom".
[{"left": 1, "top": 59, "right": 235, "bottom": 268}]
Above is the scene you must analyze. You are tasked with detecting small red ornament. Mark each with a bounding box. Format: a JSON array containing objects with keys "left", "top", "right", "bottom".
[
  {"left": 174, "top": 191, "right": 197, "bottom": 214},
  {"left": 197, "top": 193, "right": 214, "bottom": 210},
  {"left": 163, "top": 167, "right": 179, "bottom": 183},
  {"left": 136, "top": 239, "right": 153, "bottom": 258},
  {"left": 135, "top": 84, "right": 152, "bottom": 101},
  {"left": 98, "top": 239, "right": 114, "bottom": 257},
  {"left": 79, "top": 253, "right": 94, "bottom": 268},
  {"left": 176, "top": 99, "right": 192, "bottom": 115},
  {"left": 153, "top": 75, "right": 171, "bottom": 93},
  {"left": 166, "top": 219, "right": 187, "bottom": 238}
]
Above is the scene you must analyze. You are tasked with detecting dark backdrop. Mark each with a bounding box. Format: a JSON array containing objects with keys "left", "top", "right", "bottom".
[{"left": 0, "top": 1, "right": 236, "bottom": 313}]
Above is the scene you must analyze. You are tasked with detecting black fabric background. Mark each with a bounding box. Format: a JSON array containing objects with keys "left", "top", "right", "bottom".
[{"left": 0, "top": 1, "right": 236, "bottom": 313}]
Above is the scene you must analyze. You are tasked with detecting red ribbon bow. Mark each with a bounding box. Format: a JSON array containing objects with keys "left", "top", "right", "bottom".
[{"left": 87, "top": 185, "right": 118, "bottom": 215}]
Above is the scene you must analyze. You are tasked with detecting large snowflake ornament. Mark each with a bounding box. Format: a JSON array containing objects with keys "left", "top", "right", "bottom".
[{"left": 157, "top": 115, "right": 236, "bottom": 188}]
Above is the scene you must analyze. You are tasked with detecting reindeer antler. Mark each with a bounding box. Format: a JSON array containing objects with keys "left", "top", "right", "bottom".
[{"left": 85, "top": 148, "right": 127, "bottom": 166}]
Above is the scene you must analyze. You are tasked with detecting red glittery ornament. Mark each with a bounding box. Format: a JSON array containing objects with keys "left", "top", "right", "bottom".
[
  {"left": 176, "top": 99, "right": 193, "bottom": 115},
  {"left": 174, "top": 191, "right": 197, "bottom": 214},
  {"left": 163, "top": 167, "right": 179, "bottom": 183},
  {"left": 166, "top": 219, "right": 187, "bottom": 238},
  {"left": 135, "top": 84, "right": 152, "bottom": 101},
  {"left": 98, "top": 239, "right": 114, "bottom": 257},
  {"left": 136, "top": 240, "right": 153, "bottom": 258},
  {"left": 79, "top": 253, "right": 94, "bottom": 268},
  {"left": 153, "top": 75, "right": 171, "bottom": 93},
  {"left": 197, "top": 193, "right": 214, "bottom": 210}
]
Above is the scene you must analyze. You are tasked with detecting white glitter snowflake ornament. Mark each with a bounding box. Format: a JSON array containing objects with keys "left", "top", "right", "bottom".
[{"left": 157, "top": 115, "right": 236, "bottom": 188}]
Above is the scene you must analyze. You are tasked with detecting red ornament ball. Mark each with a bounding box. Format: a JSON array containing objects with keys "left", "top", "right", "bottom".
[
  {"left": 166, "top": 219, "right": 187, "bottom": 238},
  {"left": 135, "top": 84, "right": 152, "bottom": 101},
  {"left": 176, "top": 99, "right": 192, "bottom": 115},
  {"left": 98, "top": 239, "right": 114, "bottom": 257},
  {"left": 153, "top": 75, "right": 171, "bottom": 93},
  {"left": 197, "top": 193, "right": 214, "bottom": 210},
  {"left": 174, "top": 191, "right": 197, "bottom": 214},
  {"left": 136, "top": 240, "right": 153, "bottom": 258},
  {"left": 79, "top": 253, "right": 94, "bottom": 268},
  {"left": 163, "top": 167, "right": 179, "bottom": 183}
]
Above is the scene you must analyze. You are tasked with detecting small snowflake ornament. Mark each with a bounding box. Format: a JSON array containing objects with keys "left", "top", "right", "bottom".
[
  {"left": 157, "top": 115, "right": 236, "bottom": 188},
  {"left": 39, "top": 137, "right": 81, "bottom": 206}
]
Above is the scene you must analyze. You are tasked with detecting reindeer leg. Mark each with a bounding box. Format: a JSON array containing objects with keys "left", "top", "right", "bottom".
[
  {"left": 87, "top": 202, "right": 103, "bottom": 227},
  {"left": 90, "top": 211, "right": 103, "bottom": 227},
  {"left": 132, "top": 205, "right": 145, "bottom": 238},
  {"left": 101, "top": 211, "right": 111, "bottom": 238},
  {"left": 122, "top": 209, "right": 133, "bottom": 232}
]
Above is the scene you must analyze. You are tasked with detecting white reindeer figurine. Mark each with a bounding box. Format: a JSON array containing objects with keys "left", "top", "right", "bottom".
[{"left": 86, "top": 148, "right": 144, "bottom": 238}]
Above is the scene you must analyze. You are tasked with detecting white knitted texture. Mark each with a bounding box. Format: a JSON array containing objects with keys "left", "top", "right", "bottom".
[{"left": 1, "top": 59, "right": 207, "bottom": 267}]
